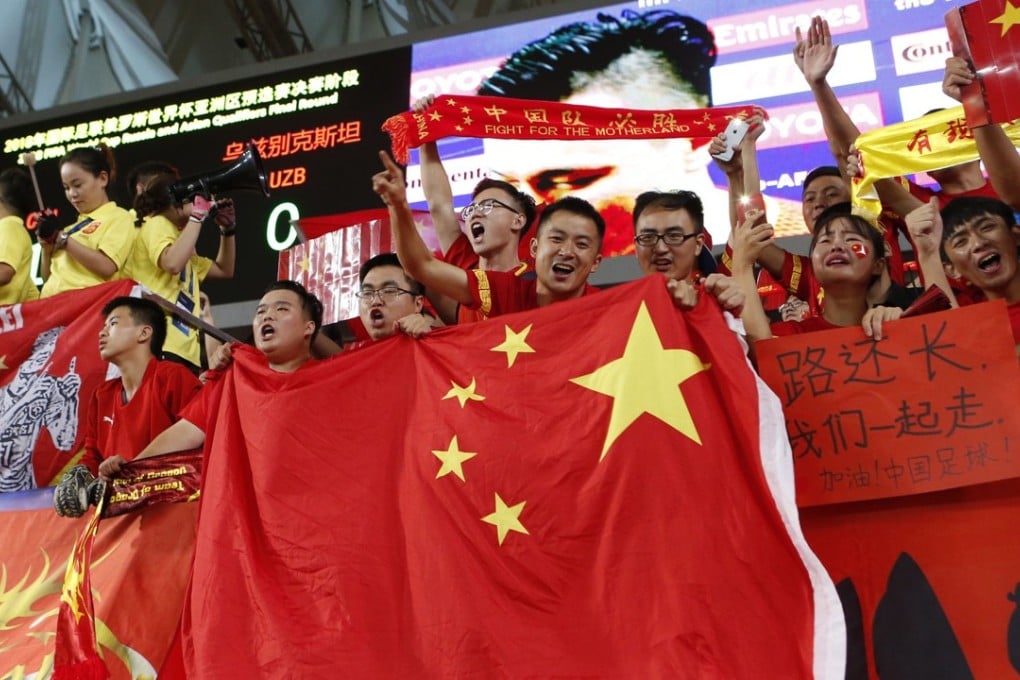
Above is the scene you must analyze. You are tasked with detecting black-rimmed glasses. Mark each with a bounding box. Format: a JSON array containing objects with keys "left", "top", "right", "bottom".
[
  {"left": 355, "top": 286, "right": 416, "bottom": 304},
  {"left": 634, "top": 231, "right": 700, "bottom": 248},
  {"left": 460, "top": 199, "right": 520, "bottom": 220}
]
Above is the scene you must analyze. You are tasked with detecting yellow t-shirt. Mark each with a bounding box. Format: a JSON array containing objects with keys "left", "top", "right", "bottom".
[
  {"left": 0, "top": 215, "right": 40, "bottom": 304},
  {"left": 40, "top": 201, "right": 135, "bottom": 298},
  {"left": 124, "top": 214, "right": 213, "bottom": 365}
]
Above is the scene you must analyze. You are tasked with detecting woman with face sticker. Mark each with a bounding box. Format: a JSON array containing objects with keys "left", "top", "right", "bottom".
[
  {"left": 40, "top": 144, "right": 136, "bottom": 298},
  {"left": 731, "top": 206, "right": 905, "bottom": 345}
]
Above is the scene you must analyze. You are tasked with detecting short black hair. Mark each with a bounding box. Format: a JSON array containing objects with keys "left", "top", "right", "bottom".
[
  {"left": 940, "top": 196, "right": 1017, "bottom": 259},
  {"left": 632, "top": 190, "right": 705, "bottom": 232},
  {"left": 0, "top": 167, "right": 37, "bottom": 217},
  {"left": 802, "top": 166, "right": 842, "bottom": 197},
  {"left": 359, "top": 253, "right": 425, "bottom": 295},
  {"left": 812, "top": 201, "right": 852, "bottom": 232},
  {"left": 472, "top": 178, "right": 537, "bottom": 237},
  {"left": 100, "top": 296, "right": 167, "bottom": 356},
  {"left": 478, "top": 10, "right": 716, "bottom": 104},
  {"left": 263, "top": 280, "right": 324, "bottom": 342},
  {"left": 538, "top": 196, "right": 606, "bottom": 250}
]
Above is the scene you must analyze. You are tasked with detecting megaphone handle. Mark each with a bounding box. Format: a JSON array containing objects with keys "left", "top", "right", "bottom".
[{"left": 20, "top": 153, "right": 46, "bottom": 212}]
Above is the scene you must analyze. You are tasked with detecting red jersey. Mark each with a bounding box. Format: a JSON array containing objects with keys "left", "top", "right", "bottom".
[
  {"left": 83, "top": 358, "right": 202, "bottom": 474},
  {"left": 440, "top": 232, "right": 532, "bottom": 324},
  {"left": 770, "top": 315, "right": 842, "bottom": 336},
  {"left": 466, "top": 269, "right": 598, "bottom": 318}
]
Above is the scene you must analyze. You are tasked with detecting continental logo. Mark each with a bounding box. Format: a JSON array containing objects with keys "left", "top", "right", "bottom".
[{"left": 890, "top": 28, "right": 952, "bottom": 76}]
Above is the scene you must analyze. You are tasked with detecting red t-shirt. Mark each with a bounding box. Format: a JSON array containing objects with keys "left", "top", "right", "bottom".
[
  {"left": 770, "top": 315, "right": 842, "bottom": 337},
  {"left": 908, "top": 179, "right": 1000, "bottom": 208},
  {"left": 83, "top": 358, "right": 202, "bottom": 474},
  {"left": 466, "top": 269, "right": 598, "bottom": 318}
]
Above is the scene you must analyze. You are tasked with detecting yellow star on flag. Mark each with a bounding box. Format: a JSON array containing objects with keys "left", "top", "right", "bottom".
[
  {"left": 570, "top": 302, "right": 709, "bottom": 462},
  {"left": 432, "top": 435, "right": 477, "bottom": 482},
  {"left": 443, "top": 377, "right": 485, "bottom": 407},
  {"left": 463, "top": 115, "right": 474, "bottom": 125},
  {"left": 0, "top": 355, "right": 7, "bottom": 370},
  {"left": 482, "top": 493, "right": 529, "bottom": 545},
  {"left": 297, "top": 257, "right": 310, "bottom": 273},
  {"left": 428, "top": 110, "right": 442, "bottom": 121},
  {"left": 492, "top": 324, "right": 535, "bottom": 367},
  {"left": 445, "top": 98, "right": 456, "bottom": 106},
  {"left": 992, "top": 0, "right": 1020, "bottom": 36}
]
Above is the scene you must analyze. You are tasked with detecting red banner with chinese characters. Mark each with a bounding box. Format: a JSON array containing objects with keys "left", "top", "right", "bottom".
[
  {"left": 0, "top": 493, "right": 197, "bottom": 679},
  {"left": 946, "top": 0, "right": 1020, "bottom": 127},
  {"left": 756, "top": 301, "right": 1020, "bottom": 507},
  {"left": 170, "top": 276, "right": 843, "bottom": 679},
  {"left": 0, "top": 280, "right": 135, "bottom": 492},
  {"left": 382, "top": 94, "right": 763, "bottom": 163}
]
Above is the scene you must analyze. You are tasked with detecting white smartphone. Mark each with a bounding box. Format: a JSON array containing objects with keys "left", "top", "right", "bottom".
[{"left": 711, "top": 118, "right": 750, "bottom": 162}]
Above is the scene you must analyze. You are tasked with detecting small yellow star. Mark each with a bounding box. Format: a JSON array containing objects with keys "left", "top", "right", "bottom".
[
  {"left": 297, "top": 257, "right": 310, "bottom": 273},
  {"left": 445, "top": 98, "right": 456, "bottom": 106},
  {"left": 463, "top": 115, "right": 473, "bottom": 125},
  {"left": 428, "top": 110, "right": 442, "bottom": 121},
  {"left": 0, "top": 355, "right": 7, "bottom": 370},
  {"left": 992, "top": 0, "right": 1020, "bottom": 36},
  {"left": 491, "top": 324, "right": 535, "bottom": 368},
  {"left": 461, "top": 106, "right": 470, "bottom": 114},
  {"left": 707, "top": 123, "right": 717, "bottom": 132},
  {"left": 570, "top": 302, "right": 709, "bottom": 462},
  {"left": 455, "top": 125, "right": 463, "bottom": 132},
  {"left": 482, "top": 493, "right": 529, "bottom": 545},
  {"left": 443, "top": 377, "right": 485, "bottom": 407},
  {"left": 432, "top": 435, "right": 477, "bottom": 482}
]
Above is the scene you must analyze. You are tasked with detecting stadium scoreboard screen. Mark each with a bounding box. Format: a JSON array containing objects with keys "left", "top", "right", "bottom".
[{"left": 0, "top": 47, "right": 412, "bottom": 306}]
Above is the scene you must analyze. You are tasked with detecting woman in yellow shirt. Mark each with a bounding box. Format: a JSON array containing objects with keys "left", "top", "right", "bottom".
[
  {"left": 40, "top": 144, "right": 135, "bottom": 298},
  {"left": 0, "top": 168, "right": 40, "bottom": 304},
  {"left": 125, "top": 173, "right": 236, "bottom": 369}
]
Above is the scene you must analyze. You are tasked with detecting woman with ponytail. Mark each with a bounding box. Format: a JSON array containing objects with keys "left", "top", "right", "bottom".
[
  {"left": 40, "top": 143, "right": 135, "bottom": 297},
  {"left": 125, "top": 173, "right": 236, "bottom": 370}
]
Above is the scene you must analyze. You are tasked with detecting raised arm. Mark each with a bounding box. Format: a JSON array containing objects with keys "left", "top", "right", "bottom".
[
  {"left": 794, "top": 16, "right": 859, "bottom": 171},
  {"left": 943, "top": 56, "right": 1020, "bottom": 209},
  {"left": 729, "top": 208, "right": 777, "bottom": 345},
  {"left": 904, "top": 197, "right": 958, "bottom": 304},
  {"left": 373, "top": 151, "right": 473, "bottom": 306},
  {"left": 413, "top": 96, "right": 463, "bottom": 254}
]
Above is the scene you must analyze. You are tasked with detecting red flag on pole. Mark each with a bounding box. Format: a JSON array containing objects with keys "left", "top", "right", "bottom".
[
  {"left": 175, "top": 276, "right": 844, "bottom": 678},
  {"left": 947, "top": 0, "right": 1020, "bottom": 126}
]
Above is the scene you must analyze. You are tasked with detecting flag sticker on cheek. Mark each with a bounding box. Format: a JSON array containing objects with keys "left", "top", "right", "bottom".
[{"left": 850, "top": 243, "right": 869, "bottom": 259}]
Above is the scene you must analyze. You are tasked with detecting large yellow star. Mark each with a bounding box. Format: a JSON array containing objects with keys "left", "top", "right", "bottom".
[
  {"left": 432, "top": 435, "right": 477, "bottom": 482},
  {"left": 443, "top": 377, "right": 485, "bottom": 407},
  {"left": 0, "top": 355, "right": 7, "bottom": 370},
  {"left": 428, "top": 110, "right": 442, "bottom": 121},
  {"left": 491, "top": 324, "right": 535, "bottom": 367},
  {"left": 992, "top": 0, "right": 1020, "bottom": 36},
  {"left": 481, "top": 493, "right": 529, "bottom": 545},
  {"left": 570, "top": 302, "right": 709, "bottom": 462}
]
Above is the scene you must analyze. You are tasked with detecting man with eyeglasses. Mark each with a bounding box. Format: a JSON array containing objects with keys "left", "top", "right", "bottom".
[
  {"left": 355, "top": 253, "right": 432, "bottom": 343},
  {"left": 375, "top": 150, "right": 602, "bottom": 318},
  {"left": 631, "top": 189, "right": 745, "bottom": 314}
]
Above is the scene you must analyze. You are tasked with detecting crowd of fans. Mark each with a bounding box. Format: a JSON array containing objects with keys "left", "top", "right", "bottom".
[{"left": 0, "top": 11, "right": 1011, "bottom": 513}]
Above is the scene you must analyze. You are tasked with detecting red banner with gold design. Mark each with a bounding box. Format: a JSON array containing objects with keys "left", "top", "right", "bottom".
[
  {"left": 382, "top": 94, "right": 763, "bottom": 163},
  {"left": 53, "top": 501, "right": 106, "bottom": 680},
  {"left": 755, "top": 301, "right": 1020, "bottom": 507},
  {"left": 0, "top": 494, "right": 196, "bottom": 679},
  {"left": 169, "top": 276, "right": 844, "bottom": 679},
  {"left": 0, "top": 280, "right": 135, "bottom": 491}
]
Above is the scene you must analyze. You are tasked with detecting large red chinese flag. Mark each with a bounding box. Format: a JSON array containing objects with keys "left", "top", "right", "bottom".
[
  {"left": 0, "top": 280, "right": 135, "bottom": 490},
  {"left": 178, "top": 276, "right": 844, "bottom": 678}
]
